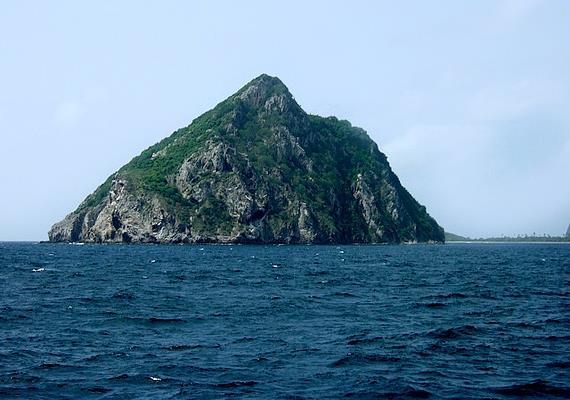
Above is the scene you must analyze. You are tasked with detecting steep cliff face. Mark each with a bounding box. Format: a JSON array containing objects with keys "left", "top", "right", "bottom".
[{"left": 49, "top": 74, "right": 444, "bottom": 244}]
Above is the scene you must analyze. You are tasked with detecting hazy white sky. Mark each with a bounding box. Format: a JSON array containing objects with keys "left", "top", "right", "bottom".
[{"left": 1, "top": 0, "right": 569, "bottom": 240}]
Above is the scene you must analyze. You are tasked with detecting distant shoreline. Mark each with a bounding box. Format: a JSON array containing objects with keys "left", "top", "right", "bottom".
[
  {"left": 445, "top": 231, "right": 570, "bottom": 244},
  {"left": 447, "top": 240, "right": 570, "bottom": 244}
]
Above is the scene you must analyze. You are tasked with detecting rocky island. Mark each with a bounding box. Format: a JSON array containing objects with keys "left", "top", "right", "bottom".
[{"left": 49, "top": 75, "right": 444, "bottom": 244}]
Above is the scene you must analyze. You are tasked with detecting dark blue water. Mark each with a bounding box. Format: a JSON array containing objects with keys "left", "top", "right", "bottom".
[{"left": 1, "top": 242, "right": 569, "bottom": 399}]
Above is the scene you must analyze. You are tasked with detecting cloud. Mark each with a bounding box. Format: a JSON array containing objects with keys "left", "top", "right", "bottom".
[
  {"left": 383, "top": 124, "right": 496, "bottom": 205},
  {"left": 498, "top": 0, "right": 545, "bottom": 25},
  {"left": 468, "top": 80, "right": 563, "bottom": 122},
  {"left": 54, "top": 101, "right": 84, "bottom": 126},
  {"left": 383, "top": 120, "right": 570, "bottom": 237}
]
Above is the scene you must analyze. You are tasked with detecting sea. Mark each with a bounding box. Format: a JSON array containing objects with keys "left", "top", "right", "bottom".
[{"left": 0, "top": 242, "right": 569, "bottom": 399}]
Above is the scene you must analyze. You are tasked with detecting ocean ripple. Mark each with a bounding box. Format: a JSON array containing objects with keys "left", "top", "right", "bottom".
[{"left": 0, "top": 242, "right": 568, "bottom": 398}]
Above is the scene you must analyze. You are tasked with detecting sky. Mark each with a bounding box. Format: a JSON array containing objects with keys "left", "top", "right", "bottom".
[{"left": 1, "top": 0, "right": 569, "bottom": 240}]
